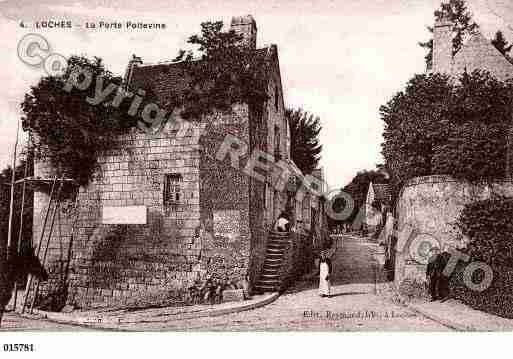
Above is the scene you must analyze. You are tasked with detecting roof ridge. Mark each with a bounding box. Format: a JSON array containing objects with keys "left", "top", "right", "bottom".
[
  {"left": 138, "top": 56, "right": 201, "bottom": 67},
  {"left": 137, "top": 45, "right": 274, "bottom": 68},
  {"left": 454, "top": 30, "right": 513, "bottom": 67}
]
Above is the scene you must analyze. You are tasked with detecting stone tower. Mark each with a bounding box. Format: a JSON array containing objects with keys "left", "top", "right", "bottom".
[
  {"left": 123, "top": 54, "right": 143, "bottom": 87},
  {"left": 432, "top": 15, "right": 453, "bottom": 74},
  {"left": 230, "top": 15, "right": 257, "bottom": 49}
]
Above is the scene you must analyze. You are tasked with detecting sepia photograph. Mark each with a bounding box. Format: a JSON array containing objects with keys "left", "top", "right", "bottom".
[{"left": 1, "top": 0, "right": 513, "bottom": 356}]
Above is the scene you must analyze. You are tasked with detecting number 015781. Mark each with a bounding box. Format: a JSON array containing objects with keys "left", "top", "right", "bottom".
[{"left": 3, "top": 344, "right": 35, "bottom": 352}]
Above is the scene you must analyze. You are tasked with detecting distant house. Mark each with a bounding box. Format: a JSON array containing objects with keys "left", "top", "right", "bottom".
[{"left": 363, "top": 182, "right": 391, "bottom": 231}]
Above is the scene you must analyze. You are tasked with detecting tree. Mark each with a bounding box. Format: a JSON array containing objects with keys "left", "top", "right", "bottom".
[
  {"left": 419, "top": 0, "right": 479, "bottom": 69},
  {"left": 492, "top": 30, "right": 513, "bottom": 56},
  {"left": 342, "top": 169, "right": 388, "bottom": 224},
  {"left": 173, "top": 21, "right": 269, "bottom": 120},
  {"left": 21, "top": 56, "right": 138, "bottom": 185},
  {"left": 380, "top": 70, "right": 513, "bottom": 190},
  {"left": 286, "top": 108, "right": 322, "bottom": 175},
  {"left": 381, "top": 73, "right": 453, "bottom": 188}
]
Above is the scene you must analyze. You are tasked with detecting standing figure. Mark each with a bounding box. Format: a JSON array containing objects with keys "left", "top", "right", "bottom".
[
  {"left": 319, "top": 253, "right": 332, "bottom": 297},
  {"left": 274, "top": 212, "right": 290, "bottom": 232},
  {"left": 426, "top": 247, "right": 441, "bottom": 301},
  {"left": 436, "top": 251, "right": 451, "bottom": 300}
]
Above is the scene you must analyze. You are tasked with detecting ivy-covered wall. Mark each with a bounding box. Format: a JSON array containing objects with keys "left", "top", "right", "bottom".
[
  {"left": 199, "top": 105, "right": 252, "bottom": 284},
  {"left": 33, "top": 104, "right": 271, "bottom": 309}
]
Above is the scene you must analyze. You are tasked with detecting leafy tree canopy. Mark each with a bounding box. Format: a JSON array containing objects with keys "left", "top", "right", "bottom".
[
  {"left": 21, "top": 56, "right": 139, "bottom": 185},
  {"left": 381, "top": 70, "right": 513, "bottom": 192},
  {"left": 492, "top": 30, "right": 513, "bottom": 58},
  {"left": 286, "top": 108, "right": 322, "bottom": 175},
  {"left": 173, "top": 21, "right": 270, "bottom": 120}
]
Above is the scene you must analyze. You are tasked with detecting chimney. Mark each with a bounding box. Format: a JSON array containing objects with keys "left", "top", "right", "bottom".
[
  {"left": 123, "top": 54, "right": 143, "bottom": 88},
  {"left": 230, "top": 15, "right": 257, "bottom": 49},
  {"left": 432, "top": 15, "right": 453, "bottom": 74}
]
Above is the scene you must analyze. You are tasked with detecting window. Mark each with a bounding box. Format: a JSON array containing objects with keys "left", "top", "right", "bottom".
[
  {"left": 164, "top": 173, "right": 182, "bottom": 206},
  {"left": 274, "top": 85, "right": 279, "bottom": 110},
  {"left": 274, "top": 125, "right": 281, "bottom": 161},
  {"left": 263, "top": 183, "right": 267, "bottom": 208}
]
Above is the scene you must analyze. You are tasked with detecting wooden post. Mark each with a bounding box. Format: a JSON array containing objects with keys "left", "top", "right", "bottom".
[
  {"left": 6, "top": 120, "right": 20, "bottom": 256},
  {"left": 5, "top": 120, "right": 19, "bottom": 313},
  {"left": 29, "top": 181, "right": 63, "bottom": 314},
  {"left": 21, "top": 177, "right": 58, "bottom": 314},
  {"left": 12, "top": 157, "right": 29, "bottom": 311}
]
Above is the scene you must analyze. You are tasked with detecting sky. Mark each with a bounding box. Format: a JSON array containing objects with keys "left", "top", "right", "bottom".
[{"left": 0, "top": 0, "right": 512, "bottom": 189}]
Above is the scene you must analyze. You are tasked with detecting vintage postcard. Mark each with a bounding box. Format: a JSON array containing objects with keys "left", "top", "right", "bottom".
[{"left": 1, "top": 0, "right": 513, "bottom": 356}]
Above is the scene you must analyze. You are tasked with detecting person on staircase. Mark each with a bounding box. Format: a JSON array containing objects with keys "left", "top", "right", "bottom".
[{"left": 274, "top": 212, "right": 290, "bottom": 232}]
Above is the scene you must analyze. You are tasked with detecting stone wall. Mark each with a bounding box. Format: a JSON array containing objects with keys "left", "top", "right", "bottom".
[
  {"left": 248, "top": 102, "right": 269, "bottom": 284},
  {"left": 278, "top": 232, "right": 312, "bottom": 291},
  {"left": 199, "top": 105, "right": 253, "bottom": 284},
  {"left": 33, "top": 113, "right": 248, "bottom": 309},
  {"left": 394, "top": 175, "right": 513, "bottom": 285},
  {"left": 264, "top": 48, "right": 288, "bottom": 227}
]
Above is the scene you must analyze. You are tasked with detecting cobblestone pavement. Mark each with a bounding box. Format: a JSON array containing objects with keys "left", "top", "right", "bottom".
[
  {"left": 124, "top": 235, "right": 451, "bottom": 331},
  {"left": 1, "top": 235, "right": 451, "bottom": 331}
]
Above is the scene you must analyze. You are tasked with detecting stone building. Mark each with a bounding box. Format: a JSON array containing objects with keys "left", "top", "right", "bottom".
[
  {"left": 32, "top": 15, "right": 322, "bottom": 309},
  {"left": 432, "top": 16, "right": 513, "bottom": 82},
  {"left": 393, "top": 16, "right": 513, "bottom": 285}
]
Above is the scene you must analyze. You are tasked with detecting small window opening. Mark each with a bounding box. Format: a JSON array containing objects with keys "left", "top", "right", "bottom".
[{"left": 164, "top": 173, "right": 183, "bottom": 207}]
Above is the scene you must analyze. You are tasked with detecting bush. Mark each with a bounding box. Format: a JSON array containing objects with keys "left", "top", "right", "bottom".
[
  {"left": 449, "top": 262, "right": 513, "bottom": 319},
  {"left": 457, "top": 198, "right": 513, "bottom": 267},
  {"left": 381, "top": 70, "right": 513, "bottom": 187},
  {"left": 451, "top": 198, "right": 513, "bottom": 318},
  {"left": 432, "top": 122, "right": 508, "bottom": 181},
  {"left": 22, "top": 56, "right": 138, "bottom": 185}
]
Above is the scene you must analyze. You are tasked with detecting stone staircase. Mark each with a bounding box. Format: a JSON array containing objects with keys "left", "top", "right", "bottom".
[{"left": 253, "top": 231, "right": 290, "bottom": 293}]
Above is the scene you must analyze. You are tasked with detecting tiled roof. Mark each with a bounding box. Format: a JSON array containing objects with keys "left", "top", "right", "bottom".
[
  {"left": 452, "top": 31, "right": 513, "bottom": 82},
  {"left": 128, "top": 47, "right": 274, "bottom": 108},
  {"left": 130, "top": 62, "right": 190, "bottom": 107}
]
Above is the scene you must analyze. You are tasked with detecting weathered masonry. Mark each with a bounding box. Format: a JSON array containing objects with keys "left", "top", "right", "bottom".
[
  {"left": 393, "top": 14, "right": 513, "bottom": 286},
  {"left": 32, "top": 15, "right": 323, "bottom": 309}
]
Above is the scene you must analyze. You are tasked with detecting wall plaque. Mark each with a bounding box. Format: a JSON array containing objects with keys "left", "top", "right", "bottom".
[{"left": 102, "top": 206, "right": 147, "bottom": 224}]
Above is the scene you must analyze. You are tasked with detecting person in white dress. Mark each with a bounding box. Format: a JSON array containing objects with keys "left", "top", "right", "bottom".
[{"left": 319, "top": 252, "right": 332, "bottom": 297}]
